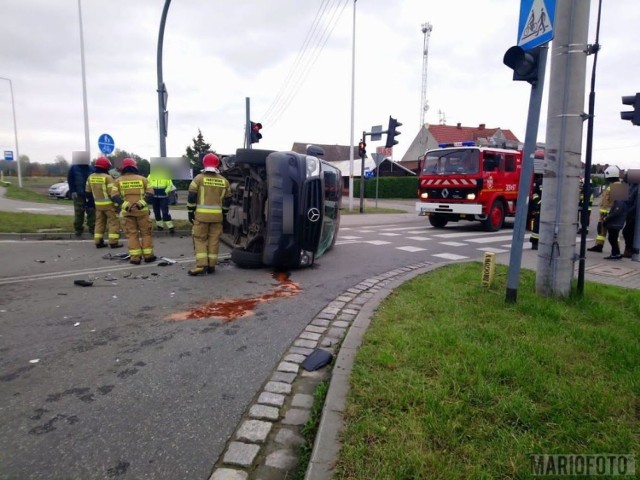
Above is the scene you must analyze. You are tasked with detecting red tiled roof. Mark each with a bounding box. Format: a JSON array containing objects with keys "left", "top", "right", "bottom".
[{"left": 428, "top": 125, "right": 520, "bottom": 144}]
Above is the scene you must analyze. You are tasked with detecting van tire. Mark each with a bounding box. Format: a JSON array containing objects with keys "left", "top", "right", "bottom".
[{"left": 231, "top": 248, "right": 264, "bottom": 268}]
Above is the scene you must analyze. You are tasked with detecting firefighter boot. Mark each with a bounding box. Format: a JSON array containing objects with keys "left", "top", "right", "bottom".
[
  {"left": 95, "top": 240, "right": 107, "bottom": 249},
  {"left": 207, "top": 266, "right": 216, "bottom": 274},
  {"left": 530, "top": 239, "right": 538, "bottom": 251},
  {"left": 587, "top": 244, "right": 603, "bottom": 253},
  {"left": 144, "top": 255, "right": 157, "bottom": 263},
  {"left": 109, "top": 242, "right": 123, "bottom": 249},
  {"left": 130, "top": 256, "right": 141, "bottom": 265},
  {"left": 188, "top": 266, "right": 208, "bottom": 276}
]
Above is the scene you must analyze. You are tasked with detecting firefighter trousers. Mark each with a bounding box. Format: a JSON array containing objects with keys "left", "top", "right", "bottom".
[
  {"left": 123, "top": 214, "right": 154, "bottom": 260},
  {"left": 94, "top": 208, "right": 121, "bottom": 245},
  {"left": 595, "top": 213, "right": 608, "bottom": 246},
  {"left": 192, "top": 220, "right": 222, "bottom": 268}
]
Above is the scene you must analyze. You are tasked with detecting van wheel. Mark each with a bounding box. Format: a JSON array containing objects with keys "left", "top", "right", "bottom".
[
  {"left": 483, "top": 200, "right": 505, "bottom": 232},
  {"left": 428, "top": 215, "right": 448, "bottom": 228},
  {"left": 231, "top": 248, "right": 264, "bottom": 268}
]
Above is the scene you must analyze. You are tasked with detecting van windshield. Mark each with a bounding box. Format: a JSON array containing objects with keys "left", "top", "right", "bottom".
[{"left": 422, "top": 149, "right": 480, "bottom": 175}]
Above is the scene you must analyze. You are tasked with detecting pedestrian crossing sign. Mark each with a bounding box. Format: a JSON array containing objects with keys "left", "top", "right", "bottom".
[{"left": 517, "top": 0, "right": 556, "bottom": 50}]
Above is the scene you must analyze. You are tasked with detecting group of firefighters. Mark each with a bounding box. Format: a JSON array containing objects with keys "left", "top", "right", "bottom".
[
  {"left": 83, "top": 153, "right": 230, "bottom": 275},
  {"left": 528, "top": 165, "right": 638, "bottom": 259}
]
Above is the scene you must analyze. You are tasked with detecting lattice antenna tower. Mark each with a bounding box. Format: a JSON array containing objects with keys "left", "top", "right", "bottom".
[
  {"left": 420, "top": 22, "right": 433, "bottom": 127},
  {"left": 438, "top": 109, "right": 446, "bottom": 125}
]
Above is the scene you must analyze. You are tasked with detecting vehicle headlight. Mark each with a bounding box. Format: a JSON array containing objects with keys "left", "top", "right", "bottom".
[
  {"left": 306, "top": 156, "right": 320, "bottom": 177},
  {"left": 420, "top": 192, "right": 429, "bottom": 199},
  {"left": 300, "top": 250, "right": 313, "bottom": 266},
  {"left": 466, "top": 193, "right": 476, "bottom": 200}
]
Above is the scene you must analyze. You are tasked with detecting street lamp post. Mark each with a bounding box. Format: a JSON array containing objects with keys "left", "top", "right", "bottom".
[
  {"left": 0, "top": 76, "right": 22, "bottom": 187},
  {"left": 77, "top": 0, "right": 91, "bottom": 156}
]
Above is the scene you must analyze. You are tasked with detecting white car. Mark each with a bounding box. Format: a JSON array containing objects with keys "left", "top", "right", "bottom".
[{"left": 48, "top": 181, "right": 71, "bottom": 199}]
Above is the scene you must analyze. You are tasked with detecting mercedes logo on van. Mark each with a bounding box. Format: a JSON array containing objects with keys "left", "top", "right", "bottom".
[{"left": 307, "top": 207, "right": 320, "bottom": 223}]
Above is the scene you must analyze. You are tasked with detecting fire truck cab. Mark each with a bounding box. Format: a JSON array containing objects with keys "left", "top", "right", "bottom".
[{"left": 415, "top": 142, "right": 523, "bottom": 231}]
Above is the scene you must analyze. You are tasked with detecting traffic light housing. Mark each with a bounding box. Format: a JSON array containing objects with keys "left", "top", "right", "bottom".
[
  {"left": 385, "top": 116, "right": 402, "bottom": 148},
  {"left": 503, "top": 46, "right": 541, "bottom": 84},
  {"left": 250, "top": 121, "right": 263, "bottom": 143},
  {"left": 358, "top": 141, "right": 366, "bottom": 157},
  {"left": 621, "top": 93, "right": 640, "bottom": 126}
]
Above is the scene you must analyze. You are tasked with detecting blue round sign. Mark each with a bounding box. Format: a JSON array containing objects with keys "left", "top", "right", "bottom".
[{"left": 98, "top": 133, "right": 115, "bottom": 154}]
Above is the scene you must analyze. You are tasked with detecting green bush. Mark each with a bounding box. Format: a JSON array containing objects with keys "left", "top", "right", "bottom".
[{"left": 354, "top": 176, "right": 418, "bottom": 199}]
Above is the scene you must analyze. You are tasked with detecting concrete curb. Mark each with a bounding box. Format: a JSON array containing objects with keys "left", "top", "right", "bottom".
[{"left": 206, "top": 261, "right": 445, "bottom": 480}]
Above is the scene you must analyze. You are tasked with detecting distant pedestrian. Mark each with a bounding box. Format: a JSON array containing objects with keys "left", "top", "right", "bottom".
[
  {"left": 528, "top": 175, "right": 542, "bottom": 250},
  {"left": 588, "top": 166, "right": 621, "bottom": 253},
  {"left": 186, "top": 153, "right": 231, "bottom": 276},
  {"left": 147, "top": 169, "right": 175, "bottom": 233},
  {"left": 622, "top": 181, "right": 638, "bottom": 258},
  {"left": 85, "top": 156, "right": 123, "bottom": 249},
  {"left": 110, "top": 158, "right": 156, "bottom": 265},
  {"left": 603, "top": 197, "right": 627, "bottom": 260},
  {"left": 67, "top": 154, "right": 95, "bottom": 237}
]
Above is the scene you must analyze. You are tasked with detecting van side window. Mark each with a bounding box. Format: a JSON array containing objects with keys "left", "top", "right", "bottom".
[{"left": 505, "top": 155, "right": 516, "bottom": 172}]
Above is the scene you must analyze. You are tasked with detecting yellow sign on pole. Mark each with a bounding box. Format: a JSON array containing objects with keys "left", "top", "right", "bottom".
[{"left": 482, "top": 252, "right": 496, "bottom": 287}]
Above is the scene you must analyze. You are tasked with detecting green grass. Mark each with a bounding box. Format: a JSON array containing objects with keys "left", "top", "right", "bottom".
[
  {"left": 294, "top": 380, "right": 330, "bottom": 480},
  {"left": 0, "top": 211, "right": 191, "bottom": 233},
  {"left": 334, "top": 263, "right": 640, "bottom": 480},
  {"left": 3, "top": 179, "right": 65, "bottom": 203}
]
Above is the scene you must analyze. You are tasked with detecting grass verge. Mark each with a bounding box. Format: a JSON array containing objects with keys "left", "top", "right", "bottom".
[
  {"left": 294, "top": 380, "right": 330, "bottom": 480},
  {"left": 0, "top": 211, "right": 191, "bottom": 233},
  {"left": 334, "top": 263, "right": 640, "bottom": 479}
]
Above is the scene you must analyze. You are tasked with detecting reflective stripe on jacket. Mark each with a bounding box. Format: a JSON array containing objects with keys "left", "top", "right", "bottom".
[
  {"left": 86, "top": 173, "right": 117, "bottom": 209},
  {"left": 188, "top": 173, "right": 231, "bottom": 223},
  {"left": 148, "top": 176, "right": 174, "bottom": 198}
]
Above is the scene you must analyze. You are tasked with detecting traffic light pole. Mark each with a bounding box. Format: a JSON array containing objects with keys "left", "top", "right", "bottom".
[
  {"left": 359, "top": 130, "right": 366, "bottom": 213},
  {"left": 505, "top": 45, "right": 548, "bottom": 303},
  {"left": 245, "top": 97, "right": 251, "bottom": 149}
]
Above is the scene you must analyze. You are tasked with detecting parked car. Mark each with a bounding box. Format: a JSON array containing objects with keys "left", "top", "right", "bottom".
[
  {"left": 220, "top": 148, "right": 342, "bottom": 269},
  {"left": 48, "top": 180, "right": 71, "bottom": 199}
]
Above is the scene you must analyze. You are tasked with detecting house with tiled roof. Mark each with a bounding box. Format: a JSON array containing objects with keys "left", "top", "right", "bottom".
[{"left": 399, "top": 123, "right": 522, "bottom": 173}]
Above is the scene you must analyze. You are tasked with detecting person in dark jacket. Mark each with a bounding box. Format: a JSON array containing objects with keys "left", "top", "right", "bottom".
[
  {"left": 622, "top": 182, "right": 638, "bottom": 258},
  {"left": 603, "top": 198, "right": 627, "bottom": 260},
  {"left": 67, "top": 155, "right": 95, "bottom": 237}
]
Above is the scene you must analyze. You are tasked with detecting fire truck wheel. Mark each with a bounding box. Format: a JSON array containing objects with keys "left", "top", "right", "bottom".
[
  {"left": 428, "top": 215, "right": 448, "bottom": 229},
  {"left": 483, "top": 200, "right": 505, "bottom": 232}
]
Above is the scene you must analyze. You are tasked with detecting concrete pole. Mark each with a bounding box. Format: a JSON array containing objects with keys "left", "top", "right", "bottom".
[
  {"left": 156, "top": 0, "right": 171, "bottom": 157},
  {"left": 77, "top": 0, "right": 91, "bottom": 157},
  {"left": 536, "top": 0, "right": 590, "bottom": 297},
  {"left": 0, "top": 77, "right": 22, "bottom": 187}
]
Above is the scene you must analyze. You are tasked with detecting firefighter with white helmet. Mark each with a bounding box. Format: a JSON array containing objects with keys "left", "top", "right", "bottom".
[
  {"left": 110, "top": 158, "right": 157, "bottom": 265},
  {"left": 186, "top": 153, "right": 232, "bottom": 276},
  {"left": 588, "top": 165, "right": 621, "bottom": 253},
  {"left": 85, "top": 156, "right": 123, "bottom": 249}
]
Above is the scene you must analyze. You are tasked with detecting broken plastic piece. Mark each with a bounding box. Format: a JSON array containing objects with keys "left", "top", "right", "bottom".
[
  {"left": 301, "top": 348, "right": 333, "bottom": 371},
  {"left": 157, "top": 261, "right": 170, "bottom": 267},
  {"left": 73, "top": 280, "right": 93, "bottom": 287},
  {"left": 160, "top": 257, "right": 177, "bottom": 264}
]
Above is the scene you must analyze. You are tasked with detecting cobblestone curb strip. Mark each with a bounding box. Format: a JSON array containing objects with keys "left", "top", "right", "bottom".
[{"left": 208, "top": 262, "right": 437, "bottom": 480}]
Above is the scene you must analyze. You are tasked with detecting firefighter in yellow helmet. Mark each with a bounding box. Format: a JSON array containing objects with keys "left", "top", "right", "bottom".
[
  {"left": 110, "top": 158, "right": 157, "bottom": 265},
  {"left": 85, "top": 156, "right": 123, "bottom": 249},
  {"left": 186, "top": 153, "right": 231, "bottom": 275}
]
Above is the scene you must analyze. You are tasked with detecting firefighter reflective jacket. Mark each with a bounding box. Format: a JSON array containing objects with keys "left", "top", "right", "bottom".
[
  {"left": 599, "top": 180, "right": 620, "bottom": 215},
  {"left": 110, "top": 173, "right": 154, "bottom": 217},
  {"left": 187, "top": 172, "right": 231, "bottom": 223},
  {"left": 86, "top": 172, "right": 118, "bottom": 210}
]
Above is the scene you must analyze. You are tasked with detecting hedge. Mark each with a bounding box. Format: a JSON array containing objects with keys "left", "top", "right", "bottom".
[{"left": 353, "top": 176, "right": 418, "bottom": 199}]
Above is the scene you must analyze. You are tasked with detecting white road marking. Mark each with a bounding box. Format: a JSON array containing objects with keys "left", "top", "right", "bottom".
[
  {"left": 466, "top": 235, "right": 515, "bottom": 244},
  {"left": 406, "top": 236, "right": 430, "bottom": 241},
  {"left": 379, "top": 233, "right": 402, "bottom": 236},
  {"left": 396, "top": 246, "right": 427, "bottom": 252},
  {"left": 432, "top": 253, "right": 469, "bottom": 260},
  {"left": 441, "top": 241, "right": 467, "bottom": 247},
  {"left": 365, "top": 240, "right": 392, "bottom": 245},
  {"left": 478, "top": 247, "right": 510, "bottom": 253},
  {"left": 339, "top": 236, "right": 362, "bottom": 240}
]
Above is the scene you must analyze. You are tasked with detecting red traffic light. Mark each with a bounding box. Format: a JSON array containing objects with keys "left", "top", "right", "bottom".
[{"left": 250, "top": 121, "right": 263, "bottom": 143}]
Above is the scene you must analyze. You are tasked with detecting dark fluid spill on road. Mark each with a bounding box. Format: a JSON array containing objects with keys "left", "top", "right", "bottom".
[{"left": 168, "top": 271, "right": 301, "bottom": 322}]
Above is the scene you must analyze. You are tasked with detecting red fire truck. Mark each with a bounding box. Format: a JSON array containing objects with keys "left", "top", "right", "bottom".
[{"left": 415, "top": 142, "right": 524, "bottom": 231}]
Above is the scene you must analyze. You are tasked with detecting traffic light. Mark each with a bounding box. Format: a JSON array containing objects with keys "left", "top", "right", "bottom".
[
  {"left": 503, "top": 46, "right": 541, "bottom": 84},
  {"left": 385, "top": 116, "right": 402, "bottom": 149},
  {"left": 250, "top": 121, "right": 263, "bottom": 143},
  {"left": 621, "top": 93, "right": 640, "bottom": 126},
  {"left": 358, "top": 141, "right": 366, "bottom": 157}
]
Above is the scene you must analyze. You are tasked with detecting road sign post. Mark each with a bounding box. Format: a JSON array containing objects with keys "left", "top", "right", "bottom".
[{"left": 98, "top": 134, "right": 115, "bottom": 155}]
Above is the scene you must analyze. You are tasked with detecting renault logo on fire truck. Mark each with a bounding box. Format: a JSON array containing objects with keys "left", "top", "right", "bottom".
[
  {"left": 442, "top": 188, "right": 449, "bottom": 198},
  {"left": 307, "top": 207, "right": 320, "bottom": 223}
]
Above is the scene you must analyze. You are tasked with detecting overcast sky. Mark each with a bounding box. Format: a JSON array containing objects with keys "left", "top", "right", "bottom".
[{"left": 0, "top": 0, "right": 639, "bottom": 170}]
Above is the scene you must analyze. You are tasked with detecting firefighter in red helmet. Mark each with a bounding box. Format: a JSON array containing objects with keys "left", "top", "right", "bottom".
[
  {"left": 186, "top": 153, "right": 231, "bottom": 275},
  {"left": 110, "top": 158, "right": 157, "bottom": 265},
  {"left": 85, "top": 156, "right": 123, "bottom": 249}
]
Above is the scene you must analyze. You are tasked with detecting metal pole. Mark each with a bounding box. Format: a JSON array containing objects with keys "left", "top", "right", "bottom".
[
  {"left": 505, "top": 46, "right": 548, "bottom": 303},
  {"left": 157, "top": 0, "right": 171, "bottom": 157},
  {"left": 633, "top": 185, "right": 640, "bottom": 262},
  {"left": 245, "top": 97, "right": 251, "bottom": 149},
  {"left": 0, "top": 77, "right": 22, "bottom": 188},
  {"left": 359, "top": 130, "right": 365, "bottom": 213},
  {"left": 348, "top": 0, "right": 357, "bottom": 211},
  {"left": 536, "top": 0, "right": 590, "bottom": 297},
  {"left": 577, "top": 0, "right": 603, "bottom": 295},
  {"left": 77, "top": 0, "right": 90, "bottom": 157}
]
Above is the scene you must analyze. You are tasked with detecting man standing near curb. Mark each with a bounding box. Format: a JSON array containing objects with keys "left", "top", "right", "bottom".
[
  {"left": 67, "top": 153, "right": 95, "bottom": 237},
  {"left": 148, "top": 168, "right": 175, "bottom": 234},
  {"left": 186, "top": 153, "right": 231, "bottom": 276}
]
